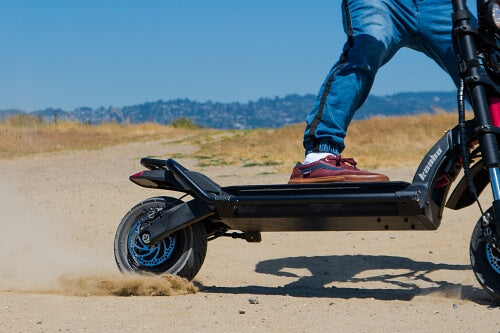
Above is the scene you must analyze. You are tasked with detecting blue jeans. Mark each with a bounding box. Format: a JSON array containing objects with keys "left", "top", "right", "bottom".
[{"left": 303, "top": 0, "right": 460, "bottom": 155}]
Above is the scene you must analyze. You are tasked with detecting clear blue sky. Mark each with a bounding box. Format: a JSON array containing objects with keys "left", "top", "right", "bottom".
[{"left": 0, "top": 1, "right": 477, "bottom": 112}]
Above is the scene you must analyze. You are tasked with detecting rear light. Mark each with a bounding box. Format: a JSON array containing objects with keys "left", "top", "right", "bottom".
[
  {"left": 129, "top": 170, "right": 159, "bottom": 188},
  {"left": 130, "top": 171, "right": 145, "bottom": 179}
]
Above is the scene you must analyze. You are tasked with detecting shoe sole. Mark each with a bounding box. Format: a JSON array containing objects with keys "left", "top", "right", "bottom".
[{"left": 288, "top": 174, "right": 390, "bottom": 184}]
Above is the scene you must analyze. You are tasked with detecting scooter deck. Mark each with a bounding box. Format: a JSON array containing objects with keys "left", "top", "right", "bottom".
[
  {"left": 218, "top": 181, "right": 432, "bottom": 231},
  {"left": 223, "top": 181, "right": 411, "bottom": 200},
  {"left": 136, "top": 158, "right": 437, "bottom": 233}
]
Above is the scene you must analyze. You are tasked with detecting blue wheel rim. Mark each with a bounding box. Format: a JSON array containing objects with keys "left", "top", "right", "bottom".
[
  {"left": 486, "top": 243, "right": 500, "bottom": 275},
  {"left": 128, "top": 218, "right": 177, "bottom": 267}
]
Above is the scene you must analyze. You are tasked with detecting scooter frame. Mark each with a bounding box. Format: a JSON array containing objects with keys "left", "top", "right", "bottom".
[{"left": 131, "top": 119, "right": 486, "bottom": 246}]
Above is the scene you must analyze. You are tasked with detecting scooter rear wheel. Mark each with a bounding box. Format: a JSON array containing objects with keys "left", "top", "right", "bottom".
[
  {"left": 114, "top": 196, "right": 207, "bottom": 280},
  {"left": 470, "top": 208, "right": 500, "bottom": 301}
]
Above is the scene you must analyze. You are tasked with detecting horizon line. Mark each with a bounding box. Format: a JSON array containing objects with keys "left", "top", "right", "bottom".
[{"left": 1, "top": 90, "right": 457, "bottom": 113}]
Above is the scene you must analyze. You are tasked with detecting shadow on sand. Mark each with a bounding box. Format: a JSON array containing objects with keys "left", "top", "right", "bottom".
[{"left": 200, "top": 254, "right": 493, "bottom": 303}]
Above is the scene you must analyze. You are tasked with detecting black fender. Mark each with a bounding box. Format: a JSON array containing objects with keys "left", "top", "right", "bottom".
[
  {"left": 416, "top": 118, "right": 491, "bottom": 213},
  {"left": 129, "top": 157, "right": 223, "bottom": 196},
  {"left": 446, "top": 159, "right": 489, "bottom": 210},
  {"left": 408, "top": 119, "right": 478, "bottom": 228}
]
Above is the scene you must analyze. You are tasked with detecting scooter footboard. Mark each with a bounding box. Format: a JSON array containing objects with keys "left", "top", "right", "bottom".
[
  {"left": 216, "top": 182, "right": 436, "bottom": 231},
  {"left": 139, "top": 181, "right": 436, "bottom": 244}
]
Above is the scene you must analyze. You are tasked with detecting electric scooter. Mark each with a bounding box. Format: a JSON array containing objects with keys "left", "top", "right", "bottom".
[{"left": 114, "top": 0, "right": 500, "bottom": 301}]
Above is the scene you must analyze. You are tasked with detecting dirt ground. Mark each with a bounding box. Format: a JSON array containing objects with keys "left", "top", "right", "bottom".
[{"left": 1, "top": 138, "right": 500, "bottom": 332}]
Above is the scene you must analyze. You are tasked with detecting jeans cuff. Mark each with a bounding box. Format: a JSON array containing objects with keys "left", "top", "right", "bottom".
[{"left": 304, "top": 140, "right": 341, "bottom": 156}]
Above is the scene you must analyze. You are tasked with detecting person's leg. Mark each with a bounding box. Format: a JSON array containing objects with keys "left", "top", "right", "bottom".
[
  {"left": 303, "top": 0, "right": 414, "bottom": 156},
  {"left": 410, "top": 0, "right": 460, "bottom": 86},
  {"left": 292, "top": 0, "right": 420, "bottom": 183}
]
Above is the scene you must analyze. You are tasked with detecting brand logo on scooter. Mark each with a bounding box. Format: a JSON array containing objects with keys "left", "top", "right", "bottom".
[{"left": 418, "top": 148, "right": 443, "bottom": 181}]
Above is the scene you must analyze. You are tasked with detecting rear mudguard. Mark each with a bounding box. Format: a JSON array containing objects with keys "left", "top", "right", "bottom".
[{"left": 129, "top": 158, "right": 223, "bottom": 196}]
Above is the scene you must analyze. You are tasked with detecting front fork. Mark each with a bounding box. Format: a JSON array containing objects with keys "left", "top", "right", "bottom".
[
  {"left": 490, "top": 168, "right": 500, "bottom": 246},
  {"left": 488, "top": 101, "right": 500, "bottom": 243},
  {"left": 490, "top": 100, "right": 500, "bottom": 206}
]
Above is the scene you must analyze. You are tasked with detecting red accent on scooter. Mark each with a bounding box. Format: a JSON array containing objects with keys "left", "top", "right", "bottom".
[
  {"left": 489, "top": 97, "right": 500, "bottom": 127},
  {"left": 130, "top": 171, "right": 144, "bottom": 179}
]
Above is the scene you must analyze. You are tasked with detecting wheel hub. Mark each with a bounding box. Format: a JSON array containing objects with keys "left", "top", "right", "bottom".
[{"left": 128, "top": 219, "right": 176, "bottom": 267}]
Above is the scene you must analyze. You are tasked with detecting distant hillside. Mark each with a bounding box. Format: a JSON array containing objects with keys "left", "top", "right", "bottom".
[{"left": 0, "top": 91, "right": 459, "bottom": 129}]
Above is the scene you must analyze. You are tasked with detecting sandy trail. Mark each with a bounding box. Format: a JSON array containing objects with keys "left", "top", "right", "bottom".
[{"left": 0, "top": 139, "right": 499, "bottom": 332}]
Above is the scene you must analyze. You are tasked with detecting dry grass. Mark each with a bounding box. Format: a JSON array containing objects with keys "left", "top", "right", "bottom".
[
  {"left": 0, "top": 114, "right": 207, "bottom": 159},
  {"left": 188, "top": 127, "right": 301, "bottom": 168},
  {"left": 1, "top": 112, "right": 470, "bottom": 169},
  {"left": 192, "top": 112, "right": 468, "bottom": 170},
  {"left": 343, "top": 112, "right": 466, "bottom": 168}
]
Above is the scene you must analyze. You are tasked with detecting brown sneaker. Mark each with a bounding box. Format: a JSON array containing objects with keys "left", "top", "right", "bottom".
[{"left": 288, "top": 155, "right": 389, "bottom": 184}]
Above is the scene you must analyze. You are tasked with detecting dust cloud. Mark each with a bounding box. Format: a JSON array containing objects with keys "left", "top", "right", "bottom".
[
  {"left": 0, "top": 173, "right": 196, "bottom": 296},
  {"left": 50, "top": 274, "right": 197, "bottom": 296}
]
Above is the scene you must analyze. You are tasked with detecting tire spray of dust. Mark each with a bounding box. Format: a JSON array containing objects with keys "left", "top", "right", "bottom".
[{"left": 0, "top": 172, "right": 197, "bottom": 296}]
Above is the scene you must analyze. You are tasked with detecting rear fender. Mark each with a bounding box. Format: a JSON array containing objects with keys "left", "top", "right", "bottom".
[
  {"left": 129, "top": 168, "right": 223, "bottom": 196},
  {"left": 129, "top": 169, "right": 184, "bottom": 191}
]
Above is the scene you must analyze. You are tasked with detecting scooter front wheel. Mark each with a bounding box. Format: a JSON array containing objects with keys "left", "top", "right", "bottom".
[
  {"left": 114, "top": 196, "right": 207, "bottom": 280},
  {"left": 470, "top": 207, "right": 500, "bottom": 301}
]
